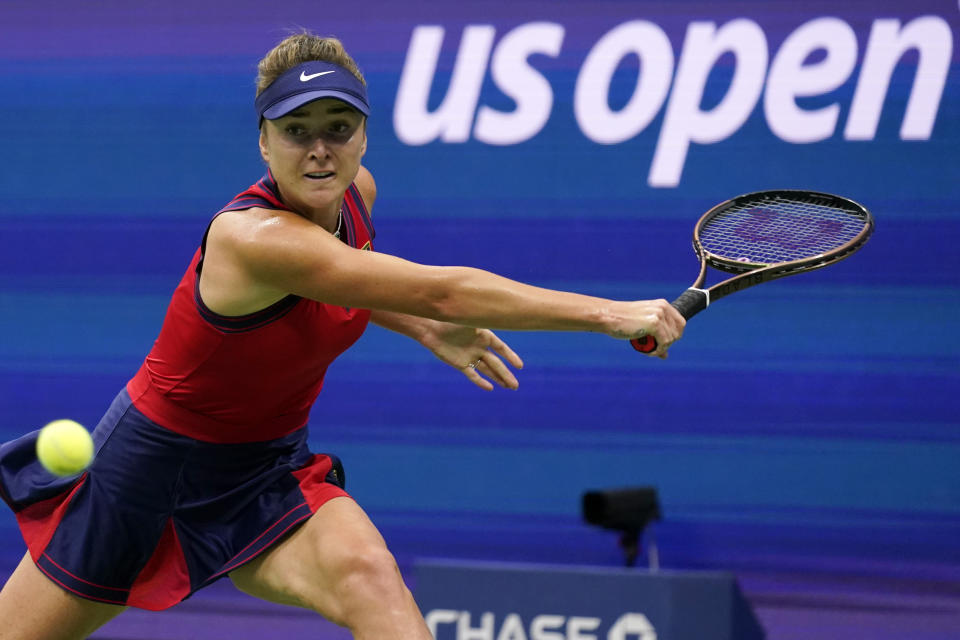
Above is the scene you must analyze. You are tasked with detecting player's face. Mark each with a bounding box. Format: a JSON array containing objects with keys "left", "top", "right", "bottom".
[{"left": 259, "top": 99, "right": 367, "bottom": 219}]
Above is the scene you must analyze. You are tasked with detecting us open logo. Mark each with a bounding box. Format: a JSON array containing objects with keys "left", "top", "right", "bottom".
[
  {"left": 393, "top": 15, "right": 952, "bottom": 187},
  {"left": 424, "top": 610, "right": 657, "bottom": 640}
]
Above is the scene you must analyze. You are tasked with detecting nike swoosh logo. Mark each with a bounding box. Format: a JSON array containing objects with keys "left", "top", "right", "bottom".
[{"left": 300, "top": 70, "right": 335, "bottom": 82}]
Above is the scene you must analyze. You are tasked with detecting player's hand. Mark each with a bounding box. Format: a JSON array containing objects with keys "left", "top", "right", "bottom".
[
  {"left": 621, "top": 299, "right": 686, "bottom": 359},
  {"left": 421, "top": 322, "right": 524, "bottom": 390}
]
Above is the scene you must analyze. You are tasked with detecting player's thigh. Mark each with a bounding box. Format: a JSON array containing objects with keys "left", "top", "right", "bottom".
[
  {"left": 229, "top": 496, "right": 399, "bottom": 618},
  {"left": 0, "top": 553, "right": 125, "bottom": 640}
]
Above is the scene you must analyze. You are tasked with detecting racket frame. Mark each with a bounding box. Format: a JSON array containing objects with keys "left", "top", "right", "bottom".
[
  {"left": 694, "top": 189, "right": 873, "bottom": 304},
  {"left": 632, "top": 189, "right": 874, "bottom": 352}
]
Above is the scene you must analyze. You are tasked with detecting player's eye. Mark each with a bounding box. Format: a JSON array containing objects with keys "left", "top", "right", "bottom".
[
  {"left": 284, "top": 124, "right": 308, "bottom": 137},
  {"left": 325, "top": 121, "right": 356, "bottom": 140}
]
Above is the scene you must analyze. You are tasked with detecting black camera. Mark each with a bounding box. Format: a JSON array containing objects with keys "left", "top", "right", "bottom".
[{"left": 582, "top": 487, "right": 661, "bottom": 568}]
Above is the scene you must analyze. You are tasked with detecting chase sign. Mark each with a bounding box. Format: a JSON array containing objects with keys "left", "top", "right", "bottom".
[{"left": 415, "top": 561, "right": 765, "bottom": 640}]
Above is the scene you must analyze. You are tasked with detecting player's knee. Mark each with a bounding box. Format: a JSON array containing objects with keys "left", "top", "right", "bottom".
[
  {"left": 337, "top": 544, "right": 403, "bottom": 596},
  {"left": 331, "top": 544, "right": 407, "bottom": 622}
]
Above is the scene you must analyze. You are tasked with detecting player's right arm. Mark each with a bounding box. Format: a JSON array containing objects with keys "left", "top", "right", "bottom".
[{"left": 202, "top": 206, "right": 684, "bottom": 352}]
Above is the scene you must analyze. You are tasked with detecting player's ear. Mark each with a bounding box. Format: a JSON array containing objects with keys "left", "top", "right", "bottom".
[
  {"left": 360, "top": 119, "right": 367, "bottom": 157},
  {"left": 259, "top": 126, "right": 270, "bottom": 163}
]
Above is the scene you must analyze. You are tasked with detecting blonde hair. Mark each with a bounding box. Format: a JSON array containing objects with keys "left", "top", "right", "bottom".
[{"left": 256, "top": 31, "right": 366, "bottom": 96}]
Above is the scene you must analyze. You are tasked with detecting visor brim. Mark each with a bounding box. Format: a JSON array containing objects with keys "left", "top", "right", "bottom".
[{"left": 262, "top": 90, "right": 370, "bottom": 120}]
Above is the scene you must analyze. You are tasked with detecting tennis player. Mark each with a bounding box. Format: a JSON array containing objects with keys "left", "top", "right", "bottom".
[{"left": 0, "top": 32, "right": 684, "bottom": 640}]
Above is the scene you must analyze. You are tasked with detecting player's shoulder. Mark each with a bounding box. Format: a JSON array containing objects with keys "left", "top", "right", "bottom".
[
  {"left": 354, "top": 165, "right": 377, "bottom": 214},
  {"left": 212, "top": 206, "right": 290, "bottom": 231},
  {"left": 208, "top": 207, "right": 310, "bottom": 253}
]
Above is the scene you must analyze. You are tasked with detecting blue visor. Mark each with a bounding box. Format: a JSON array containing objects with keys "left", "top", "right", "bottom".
[{"left": 255, "top": 61, "right": 370, "bottom": 123}]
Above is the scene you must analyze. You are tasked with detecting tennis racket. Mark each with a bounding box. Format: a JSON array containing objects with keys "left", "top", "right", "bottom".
[{"left": 631, "top": 189, "right": 874, "bottom": 353}]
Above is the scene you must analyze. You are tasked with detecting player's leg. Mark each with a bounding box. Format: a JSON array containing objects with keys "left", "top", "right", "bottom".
[
  {"left": 0, "top": 552, "right": 126, "bottom": 640},
  {"left": 229, "top": 496, "right": 430, "bottom": 640}
]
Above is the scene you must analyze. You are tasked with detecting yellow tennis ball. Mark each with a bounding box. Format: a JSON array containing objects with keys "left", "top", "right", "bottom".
[{"left": 36, "top": 419, "right": 94, "bottom": 477}]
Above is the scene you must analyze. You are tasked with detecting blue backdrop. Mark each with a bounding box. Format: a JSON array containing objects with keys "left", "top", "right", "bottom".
[{"left": 1, "top": 0, "right": 957, "bottom": 581}]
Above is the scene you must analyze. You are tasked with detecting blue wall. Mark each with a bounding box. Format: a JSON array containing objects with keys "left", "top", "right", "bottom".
[{"left": 1, "top": 0, "right": 957, "bottom": 579}]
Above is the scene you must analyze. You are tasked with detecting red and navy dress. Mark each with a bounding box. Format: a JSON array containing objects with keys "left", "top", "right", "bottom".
[{"left": 0, "top": 171, "right": 375, "bottom": 610}]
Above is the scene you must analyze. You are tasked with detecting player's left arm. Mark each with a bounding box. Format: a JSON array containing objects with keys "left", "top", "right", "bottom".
[{"left": 356, "top": 165, "right": 523, "bottom": 390}]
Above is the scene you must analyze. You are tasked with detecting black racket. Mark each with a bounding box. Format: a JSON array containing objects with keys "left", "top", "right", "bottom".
[{"left": 632, "top": 189, "right": 874, "bottom": 353}]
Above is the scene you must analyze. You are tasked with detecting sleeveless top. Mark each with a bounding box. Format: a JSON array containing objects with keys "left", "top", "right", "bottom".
[{"left": 127, "top": 171, "right": 374, "bottom": 443}]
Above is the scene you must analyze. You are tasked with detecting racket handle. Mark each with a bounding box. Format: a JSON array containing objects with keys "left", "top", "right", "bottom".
[
  {"left": 630, "top": 288, "right": 709, "bottom": 353},
  {"left": 630, "top": 335, "right": 659, "bottom": 353}
]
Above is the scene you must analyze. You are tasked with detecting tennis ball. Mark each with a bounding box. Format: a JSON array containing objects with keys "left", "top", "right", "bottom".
[{"left": 36, "top": 419, "right": 94, "bottom": 477}]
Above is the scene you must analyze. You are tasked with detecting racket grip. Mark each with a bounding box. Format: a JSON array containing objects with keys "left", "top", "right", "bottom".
[{"left": 630, "top": 288, "right": 709, "bottom": 353}]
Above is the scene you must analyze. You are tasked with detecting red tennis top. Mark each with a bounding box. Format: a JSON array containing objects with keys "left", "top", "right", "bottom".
[{"left": 127, "top": 171, "right": 374, "bottom": 443}]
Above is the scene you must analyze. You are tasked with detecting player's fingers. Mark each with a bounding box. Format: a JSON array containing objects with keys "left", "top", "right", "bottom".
[
  {"left": 486, "top": 331, "right": 524, "bottom": 369},
  {"left": 655, "top": 299, "right": 684, "bottom": 345},
  {"left": 654, "top": 299, "right": 681, "bottom": 331},
  {"left": 651, "top": 336, "right": 671, "bottom": 359},
  {"left": 477, "top": 355, "right": 519, "bottom": 390},
  {"left": 644, "top": 335, "right": 669, "bottom": 359},
  {"left": 667, "top": 304, "right": 685, "bottom": 334},
  {"left": 643, "top": 302, "right": 674, "bottom": 348},
  {"left": 463, "top": 366, "right": 494, "bottom": 391}
]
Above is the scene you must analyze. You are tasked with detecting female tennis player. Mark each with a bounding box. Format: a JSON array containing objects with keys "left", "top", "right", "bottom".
[{"left": 0, "top": 32, "right": 684, "bottom": 640}]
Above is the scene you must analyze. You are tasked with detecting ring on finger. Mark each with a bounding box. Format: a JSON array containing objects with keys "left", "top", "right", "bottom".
[{"left": 467, "top": 358, "right": 482, "bottom": 369}]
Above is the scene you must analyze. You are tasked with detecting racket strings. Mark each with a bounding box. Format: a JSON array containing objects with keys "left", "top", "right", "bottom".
[{"left": 698, "top": 196, "right": 868, "bottom": 265}]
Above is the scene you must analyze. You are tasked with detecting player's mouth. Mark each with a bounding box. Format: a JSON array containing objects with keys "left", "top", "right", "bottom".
[{"left": 304, "top": 171, "right": 335, "bottom": 181}]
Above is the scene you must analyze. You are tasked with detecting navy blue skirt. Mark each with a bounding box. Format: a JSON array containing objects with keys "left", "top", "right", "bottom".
[{"left": 0, "top": 389, "right": 348, "bottom": 610}]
